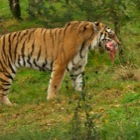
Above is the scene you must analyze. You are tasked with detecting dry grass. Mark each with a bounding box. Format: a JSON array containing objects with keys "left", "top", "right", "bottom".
[{"left": 113, "top": 66, "right": 140, "bottom": 81}]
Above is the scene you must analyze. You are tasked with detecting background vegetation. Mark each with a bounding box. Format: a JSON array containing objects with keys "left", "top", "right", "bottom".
[{"left": 0, "top": 0, "right": 140, "bottom": 139}]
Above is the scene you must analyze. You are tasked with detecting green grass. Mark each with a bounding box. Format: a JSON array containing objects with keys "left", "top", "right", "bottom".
[{"left": 0, "top": 0, "right": 140, "bottom": 140}]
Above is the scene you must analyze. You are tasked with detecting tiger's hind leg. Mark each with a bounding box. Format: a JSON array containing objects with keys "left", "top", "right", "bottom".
[
  {"left": 47, "top": 62, "right": 66, "bottom": 100},
  {"left": 0, "top": 72, "right": 14, "bottom": 106}
]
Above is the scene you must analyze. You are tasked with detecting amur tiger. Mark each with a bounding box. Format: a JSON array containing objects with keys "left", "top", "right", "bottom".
[{"left": 0, "top": 21, "right": 121, "bottom": 106}]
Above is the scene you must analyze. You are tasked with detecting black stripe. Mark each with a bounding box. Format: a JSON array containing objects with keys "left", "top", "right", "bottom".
[
  {"left": 17, "top": 31, "right": 22, "bottom": 41},
  {"left": 58, "top": 29, "right": 62, "bottom": 46},
  {"left": 63, "top": 26, "right": 68, "bottom": 37},
  {"left": 19, "top": 30, "right": 28, "bottom": 42},
  {"left": 0, "top": 62, "right": 7, "bottom": 74},
  {"left": 99, "top": 32, "right": 104, "bottom": 41},
  {"left": 27, "top": 31, "right": 32, "bottom": 42},
  {"left": 98, "top": 32, "right": 105, "bottom": 47},
  {"left": 14, "top": 41, "right": 19, "bottom": 64},
  {"left": 27, "top": 29, "right": 36, "bottom": 43},
  {"left": 12, "top": 32, "right": 17, "bottom": 41},
  {"left": 0, "top": 59, "right": 9, "bottom": 74},
  {"left": 7, "top": 55, "right": 16, "bottom": 74},
  {"left": 14, "top": 31, "right": 21, "bottom": 63},
  {"left": 0, "top": 78, "right": 9, "bottom": 83},
  {"left": 33, "top": 59, "right": 41, "bottom": 70},
  {"left": 50, "top": 30, "right": 54, "bottom": 48},
  {"left": 43, "top": 30, "right": 48, "bottom": 55},
  {"left": 63, "top": 22, "right": 73, "bottom": 36},
  {"left": 55, "top": 29, "right": 57, "bottom": 41},
  {"left": 45, "top": 58, "right": 47, "bottom": 65},
  {"left": 41, "top": 58, "right": 48, "bottom": 71},
  {"left": 18, "top": 55, "right": 22, "bottom": 67},
  {"left": 11, "top": 32, "right": 18, "bottom": 61},
  {"left": 41, "top": 63, "right": 46, "bottom": 71},
  {"left": 79, "top": 42, "right": 86, "bottom": 58},
  {"left": 80, "top": 23, "right": 88, "bottom": 33},
  {"left": 88, "top": 45, "right": 92, "bottom": 50},
  {"left": 41, "top": 64, "right": 49, "bottom": 71},
  {"left": 50, "top": 61, "right": 53, "bottom": 71},
  {"left": 8, "top": 33, "right": 13, "bottom": 61},
  {"left": 88, "top": 30, "right": 95, "bottom": 40},
  {"left": 43, "top": 30, "right": 47, "bottom": 42},
  {"left": 27, "top": 40, "right": 35, "bottom": 67},
  {"left": 40, "top": 28, "right": 44, "bottom": 34},
  {"left": 37, "top": 46, "right": 41, "bottom": 61},
  {"left": 99, "top": 32, "right": 103, "bottom": 39},
  {"left": 70, "top": 71, "right": 84, "bottom": 80},
  {"left": 1, "top": 88, "right": 9, "bottom": 92},
  {"left": 21, "top": 40, "right": 26, "bottom": 66},
  {"left": 1, "top": 51, "right": 7, "bottom": 66},
  {"left": 30, "top": 41, "right": 35, "bottom": 56},
  {"left": 50, "top": 30, "right": 55, "bottom": 60},
  {"left": 27, "top": 54, "right": 32, "bottom": 67},
  {"left": 66, "top": 66, "right": 70, "bottom": 72},
  {"left": 4, "top": 72, "right": 14, "bottom": 81},
  {"left": 1, "top": 57, "right": 14, "bottom": 78},
  {"left": 52, "top": 29, "right": 56, "bottom": 41},
  {"left": 2, "top": 83, "right": 11, "bottom": 86},
  {"left": 2, "top": 35, "right": 6, "bottom": 57}
]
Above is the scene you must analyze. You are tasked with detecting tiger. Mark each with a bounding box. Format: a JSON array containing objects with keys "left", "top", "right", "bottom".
[{"left": 0, "top": 21, "right": 121, "bottom": 106}]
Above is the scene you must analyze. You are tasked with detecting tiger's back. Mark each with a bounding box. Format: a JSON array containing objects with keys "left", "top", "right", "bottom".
[{"left": 0, "top": 28, "right": 58, "bottom": 71}]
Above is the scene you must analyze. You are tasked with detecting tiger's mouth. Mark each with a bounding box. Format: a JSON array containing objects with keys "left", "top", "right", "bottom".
[{"left": 105, "top": 41, "right": 118, "bottom": 63}]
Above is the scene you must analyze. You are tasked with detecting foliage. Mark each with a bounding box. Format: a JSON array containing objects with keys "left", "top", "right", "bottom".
[
  {"left": 69, "top": 90, "right": 101, "bottom": 140},
  {"left": 27, "top": 0, "right": 74, "bottom": 27},
  {"left": 27, "top": 0, "right": 46, "bottom": 17},
  {"left": 26, "top": 0, "right": 138, "bottom": 30}
]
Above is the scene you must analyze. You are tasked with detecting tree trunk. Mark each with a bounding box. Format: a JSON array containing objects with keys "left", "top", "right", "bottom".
[{"left": 8, "top": 0, "right": 22, "bottom": 20}]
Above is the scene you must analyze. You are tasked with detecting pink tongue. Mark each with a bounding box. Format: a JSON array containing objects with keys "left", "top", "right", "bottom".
[{"left": 106, "top": 41, "right": 118, "bottom": 63}]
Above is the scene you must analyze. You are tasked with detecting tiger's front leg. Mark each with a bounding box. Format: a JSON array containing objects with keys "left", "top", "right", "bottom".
[
  {"left": 69, "top": 65, "right": 85, "bottom": 92},
  {"left": 70, "top": 72, "right": 85, "bottom": 91},
  {"left": 47, "top": 62, "right": 66, "bottom": 100}
]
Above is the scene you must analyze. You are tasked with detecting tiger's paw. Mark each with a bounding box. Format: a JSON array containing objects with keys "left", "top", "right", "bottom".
[
  {"left": 0, "top": 96, "right": 12, "bottom": 106},
  {"left": 0, "top": 101, "right": 12, "bottom": 106},
  {"left": 47, "top": 94, "right": 57, "bottom": 100},
  {"left": 74, "top": 87, "right": 83, "bottom": 92}
]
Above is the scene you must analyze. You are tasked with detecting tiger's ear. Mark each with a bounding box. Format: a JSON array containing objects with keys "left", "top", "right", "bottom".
[
  {"left": 92, "top": 22, "right": 102, "bottom": 32},
  {"left": 80, "top": 23, "right": 92, "bottom": 32}
]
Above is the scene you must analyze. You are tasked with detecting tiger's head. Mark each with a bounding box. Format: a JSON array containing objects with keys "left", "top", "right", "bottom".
[
  {"left": 92, "top": 22, "right": 121, "bottom": 62},
  {"left": 64, "top": 21, "right": 120, "bottom": 62}
]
